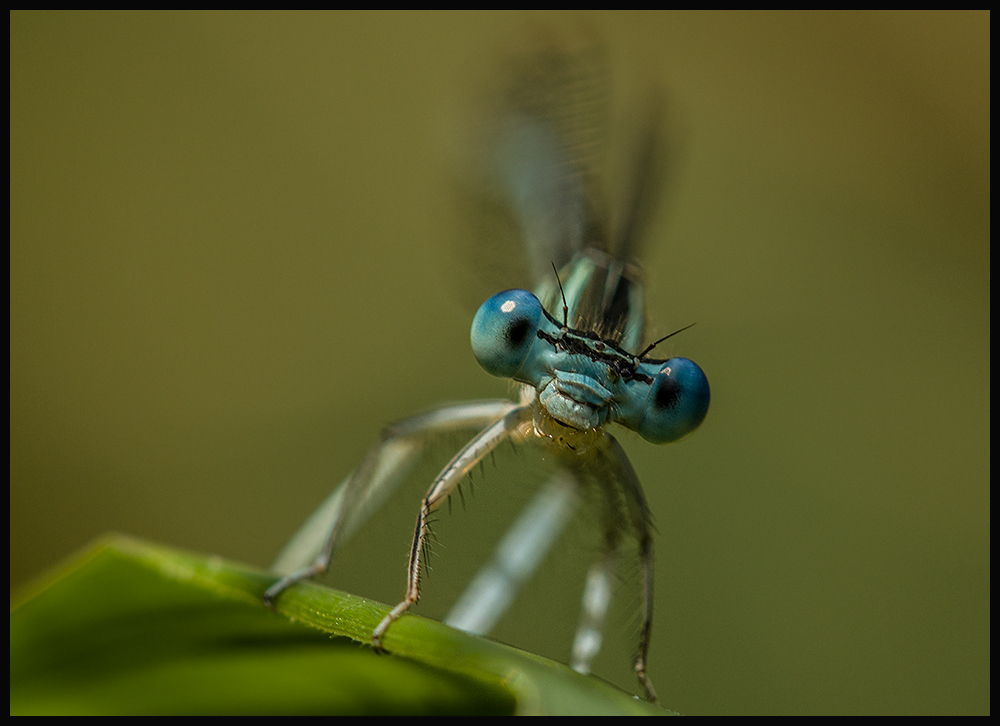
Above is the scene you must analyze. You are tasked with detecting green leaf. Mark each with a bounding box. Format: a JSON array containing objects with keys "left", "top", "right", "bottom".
[{"left": 10, "top": 535, "right": 669, "bottom": 715}]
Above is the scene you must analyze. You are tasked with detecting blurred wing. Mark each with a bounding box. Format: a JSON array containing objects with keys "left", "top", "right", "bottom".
[
  {"left": 456, "top": 32, "right": 672, "bottom": 351},
  {"left": 469, "top": 35, "right": 611, "bottom": 288},
  {"left": 493, "top": 38, "right": 672, "bottom": 354},
  {"left": 492, "top": 39, "right": 611, "bottom": 281}
]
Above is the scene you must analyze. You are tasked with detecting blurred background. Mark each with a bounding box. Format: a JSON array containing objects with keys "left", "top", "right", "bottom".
[{"left": 11, "top": 11, "right": 988, "bottom": 715}]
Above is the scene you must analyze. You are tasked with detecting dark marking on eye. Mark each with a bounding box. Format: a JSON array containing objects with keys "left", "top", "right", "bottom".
[
  {"left": 655, "top": 377, "right": 680, "bottom": 411},
  {"left": 507, "top": 318, "right": 530, "bottom": 347}
]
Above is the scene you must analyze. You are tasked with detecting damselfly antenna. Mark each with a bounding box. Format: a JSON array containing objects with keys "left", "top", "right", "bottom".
[
  {"left": 637, "top": 322, "right": 697, "bottom": 360},
  {"left": 551, "top": 261, "right": 570, "bottom": 328}
]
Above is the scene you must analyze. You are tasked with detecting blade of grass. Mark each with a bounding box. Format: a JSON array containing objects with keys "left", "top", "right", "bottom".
[{"left": 11, "top": 534, "right": 668, "bottom": 715}]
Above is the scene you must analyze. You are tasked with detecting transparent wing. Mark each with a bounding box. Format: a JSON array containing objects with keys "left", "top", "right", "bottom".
[
  {"left": 479, "top": 36, "right": 671, "bottom": 354},
  {"left": 569, "top": 97, "right": 669, "bottom": 351},
  {"left": 472, "top": 34, "right": 612, "bottom": 286}
]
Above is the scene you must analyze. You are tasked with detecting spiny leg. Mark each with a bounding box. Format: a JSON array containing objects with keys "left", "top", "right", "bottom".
[
  {"left": 585, "top": 432, "right": 660, "bottom": 704},
  {"left": 264, "top": 399, "right": 519, "bottom": 608},
  {"left": 372, "top": 404, "right": 533, "bottom": 648},
  {"left": 634, "top": 531, "right": 658, "bottom": 705}
]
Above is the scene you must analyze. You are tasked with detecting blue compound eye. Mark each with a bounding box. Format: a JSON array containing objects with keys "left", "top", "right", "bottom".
[
  {"left": 470, "top": 289, "right": 543, "bottom": 380},
  {"left": 636, "top": 358, "right": 711, "bottom": 444}
]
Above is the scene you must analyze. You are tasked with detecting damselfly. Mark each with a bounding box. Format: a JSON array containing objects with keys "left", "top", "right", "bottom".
[{"left": 264, "top": 38, "right": 709, "bottom": 704}]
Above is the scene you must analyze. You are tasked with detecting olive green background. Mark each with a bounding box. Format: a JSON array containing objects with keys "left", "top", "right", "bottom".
[{"left": 11, "top": 11, "right": 989, "bottom": 715}]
